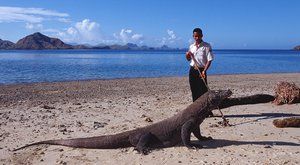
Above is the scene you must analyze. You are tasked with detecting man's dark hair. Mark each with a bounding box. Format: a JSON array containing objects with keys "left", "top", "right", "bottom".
[{"left": 193, "top": 28, "right": 202, "bottom": 34}]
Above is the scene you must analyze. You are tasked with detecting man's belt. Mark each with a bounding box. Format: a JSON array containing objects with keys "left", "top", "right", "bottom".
[{"left": 192, "top": 65, "right": 204, "bottom": 70}]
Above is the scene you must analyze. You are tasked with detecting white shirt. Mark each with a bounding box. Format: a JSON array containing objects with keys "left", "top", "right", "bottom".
[{"left": 189, "top": 41, "right": 214, "bottom": 68}]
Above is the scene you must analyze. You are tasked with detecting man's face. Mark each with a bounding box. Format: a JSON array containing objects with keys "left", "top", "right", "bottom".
[{"left": 193, "top": 32, "right": 203, "bottom": 42}]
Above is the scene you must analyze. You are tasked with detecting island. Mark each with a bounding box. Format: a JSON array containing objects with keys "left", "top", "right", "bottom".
[{"left": 0, "top": 32, "right": 178, "bottom": 50}]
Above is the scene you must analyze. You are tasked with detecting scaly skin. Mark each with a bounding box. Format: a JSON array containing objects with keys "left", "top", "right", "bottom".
[{"left": 14, "top": 90, "right": 233, "bottom": 154}]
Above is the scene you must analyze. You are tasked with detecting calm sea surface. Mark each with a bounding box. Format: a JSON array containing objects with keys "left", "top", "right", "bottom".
[{"left": 0, "top": 50, "right": 299, "bottom": 84}]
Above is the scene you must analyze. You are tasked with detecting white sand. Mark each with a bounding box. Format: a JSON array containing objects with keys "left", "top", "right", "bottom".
[{"left": 0, "top": 73, "right": 299, "bottom": 165}]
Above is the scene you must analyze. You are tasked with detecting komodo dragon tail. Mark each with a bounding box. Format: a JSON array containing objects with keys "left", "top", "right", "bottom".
[{"left": 13, "top": 132, "right": 132, "bottom": 151}]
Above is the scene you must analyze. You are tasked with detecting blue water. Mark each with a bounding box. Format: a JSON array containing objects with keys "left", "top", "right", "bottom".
[{"left": 0, "top": 49, "right": 299, "bottom": 84}]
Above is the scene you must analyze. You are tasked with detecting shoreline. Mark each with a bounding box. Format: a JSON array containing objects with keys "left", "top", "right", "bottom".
[
  {"left": 1, "top": 73, "right": 300, "bottom": 108},
  {"left": 1, "top": 72, "right": 300, "bottom": 87},
  {"left": 0, "top": 48, "right": 298, "bottom": 51},
  {"left": 1, "top": 73, "right": 300, "bottom": 164}
]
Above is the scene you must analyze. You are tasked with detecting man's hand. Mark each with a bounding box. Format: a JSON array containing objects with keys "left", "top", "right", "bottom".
[
  {"left": 185, "top": 51, "right": 192, "bottom": 61},
  {"left": 200, "top": 70, "right": 206, "bottom": 79}
]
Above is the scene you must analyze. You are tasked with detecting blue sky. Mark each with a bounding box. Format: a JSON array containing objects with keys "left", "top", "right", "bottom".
[{"left": 0, "top": 0, "right": 299, "bottom": 49}]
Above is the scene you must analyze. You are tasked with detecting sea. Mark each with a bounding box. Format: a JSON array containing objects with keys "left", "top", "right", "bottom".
[{"left": 0, "top": 49, "right": 299, "bottom": 85}]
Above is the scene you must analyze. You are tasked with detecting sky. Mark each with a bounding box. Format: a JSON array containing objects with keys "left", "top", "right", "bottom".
[{"left": 0, "top": 0, "right": 299, "bottom": 49}]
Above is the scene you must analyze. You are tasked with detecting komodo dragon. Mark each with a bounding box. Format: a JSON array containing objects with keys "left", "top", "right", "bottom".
[{"left": 14, "top": 90, "right": 232, "bottom": 154}]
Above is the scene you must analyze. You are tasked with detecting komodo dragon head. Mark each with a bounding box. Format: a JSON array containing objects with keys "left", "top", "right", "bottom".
[
  {"left": 207, "top": 89, "right": 232, "bottom": 108},
  {"left": 185, "top": 89, "right": 232, "bottom": 122}
]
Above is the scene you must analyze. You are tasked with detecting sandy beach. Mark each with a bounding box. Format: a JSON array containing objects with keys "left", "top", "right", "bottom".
[{"left": 0, "top": 73, "right": 300, "bottom": 165}]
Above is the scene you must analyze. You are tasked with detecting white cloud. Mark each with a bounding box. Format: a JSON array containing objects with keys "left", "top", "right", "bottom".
[
  {"left": 132, "top": 34, "right": 143, "bottom": 40},
  {"left": 42, "top": 28, "right": 61, "bottom": 33},
  {"left": 114, "top": 28, "right": 144, "bottom": 44},
  {"left": 67, "top": 27, "right": 78, "bottom": 35},
  {"left": 161, "top": 29, "right": 178, "bottom": 45},
  {"left": 25, "top": 23, "right": 43, "bottom": 30},
  {"left": 167, "top": 29, "right": 176, "bottom": 40},
  {"left": 56, "top": 19, "right": 102, "bottom": 44},
  {"left": 41, "top": 19, "right": 136, "bottom": 45},
  {"left": 75, "top": 19, "right": 100, "bottom": 37},
  {"left": 0, "top": 6, "right": 69, "bottom": 23},
  {"left": 58, "top": 18, "right": 71, "bottom": 23},
  {"left": 57, "top": 26, "right": 144, "bottom": 45},
  {"left": 159, "top": 29, "right": 185, "bottom": 48}
]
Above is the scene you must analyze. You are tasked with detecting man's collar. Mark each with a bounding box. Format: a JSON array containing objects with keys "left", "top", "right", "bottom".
[{"left": 194, "top": 40, "right": 204, "bottom": 47}]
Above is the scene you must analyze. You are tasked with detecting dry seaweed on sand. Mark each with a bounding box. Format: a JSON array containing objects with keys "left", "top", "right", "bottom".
[
  {"left": 273, "top": 117, "right": 300, "bottom": 128},
  {"left": 273, "top": 82, "right": 300, "bottom": 105}
]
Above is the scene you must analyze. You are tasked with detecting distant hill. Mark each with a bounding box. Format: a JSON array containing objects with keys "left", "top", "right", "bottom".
[
  {"left": 294, "top": 45, "right": 300, "bottom": 51},
  {"left": 14, "top": 32, "right": 73, "bottom": 50},
  {"left": 0, "top": 32, "right": 179, "bottom": 50},
  {"left": 72, "top": 44, "right": 90, "bottom": 49},
  {"left": 107, "top": 43, "right": 146, "bottom": 50},
  {"left": 0, "top": 39, "right": 15, "bottom": 49},
  {"left": 102, "top": 43, "right": 171, "bottom": 50}
]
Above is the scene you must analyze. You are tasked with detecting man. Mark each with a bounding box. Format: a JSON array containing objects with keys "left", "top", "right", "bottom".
[{"left": 186, "top": 28, "right": 214, "bottom": 104}]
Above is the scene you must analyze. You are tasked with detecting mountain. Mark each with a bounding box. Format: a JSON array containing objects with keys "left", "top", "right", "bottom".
[
  {"left": 14, "top": 32, "right": 73, "bottom": 50},
  {"left": 107, "top": 43, "right": 138, "bottom": 50},
  {"left": 0, "top": 39, "right": 15, "bottom": 49},
  {"left": 0, "top": 32, "right": 180, "bottom": 50},
  {"left": 125, "top": 43, "right": 139, "bottom": 49},
  {"left": 160, "top": 45, "right": 170, "bottom": 50},
  {"left": 294, "top": 45, "right": 300, "bottom": 51},
  {"left": 72, "top": 44, "right": 90, "bottom": 49},
  {"left": 91, "top": 45, "right": 111, "bottom": 49}
]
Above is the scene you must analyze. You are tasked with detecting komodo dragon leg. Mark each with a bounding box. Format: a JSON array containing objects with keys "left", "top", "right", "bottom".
[
  {"left": 181, "top": 119, "right": 204, "bottom": 149},
  {"left": 133, "top": 132, "right": 163, "bottom": 155},
  {"left": 192, "top": 125, "right": 213, "bottom": 141}
]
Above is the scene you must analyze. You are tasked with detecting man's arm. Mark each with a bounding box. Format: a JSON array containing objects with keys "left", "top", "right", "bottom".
[
  {"left": 204, "top": 60, "right": 212, "bottom": 72},
  {"left": 201, "top": 45, "right": 214, "bottom": 78},
  {"left": 186, "top": 51, "right": 191, "bottom": 61},
  {"left": 201, "top": 60, "right": 212, "bottom": 78}
]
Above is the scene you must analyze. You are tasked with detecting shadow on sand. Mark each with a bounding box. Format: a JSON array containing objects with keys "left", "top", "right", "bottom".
[
  {"left": 224, "top": 113, "right": 300, "bottom": 119},
  {"left": 193, "top": 138, "right": 300, "bottom": 149},
  {"left": 219, "top": 113, "right": 300, "bottom": 126}
]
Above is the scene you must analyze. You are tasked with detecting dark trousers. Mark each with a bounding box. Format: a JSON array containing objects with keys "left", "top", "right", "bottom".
[{"left": 189, "top": 66, "right": 208, "bottom": 102}]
